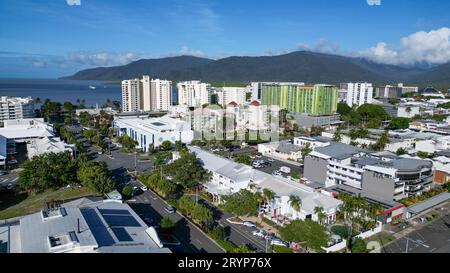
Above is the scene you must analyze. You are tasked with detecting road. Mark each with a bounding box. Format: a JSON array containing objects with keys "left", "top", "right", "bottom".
[
  {"left": 0, "top": 172, "right": 19, "bottom": 189},
  {"left": 128, "top": 187, "right": 224, "bottom": 253}
]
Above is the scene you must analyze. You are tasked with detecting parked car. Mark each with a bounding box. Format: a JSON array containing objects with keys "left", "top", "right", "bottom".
[
  {"left": 164, "top": 206, "right": 175, "bottom": 214},
  {"left": 252, "top": 229, "right": 267, "bottom": 238},
  {"left": 0, "top": 171, "right": 7, "bottom": 176},
  {"left": 242, "top": 221, "right": 256, "bottom": 228},
  {"left": 270, "top": 239, "right": 288, "bottom": 247},
  {"left": 280, "top": 166, "right": 291, "bottom": 173},
  {"left": 272, "top": 170, "right": 282, "bottom": 176},
  {"left": 141, "top": 185, "right": 148, "bottom": 191},
  {"left": 267, "top": 158, "right": 275, "bottom": 162},
  {"left": 7, "top": 159, "right": 18, "bottom": 165}
]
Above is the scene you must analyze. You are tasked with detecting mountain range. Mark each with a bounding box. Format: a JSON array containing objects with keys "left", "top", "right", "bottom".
[{"left": 62, "top": 51, "right": 450, "bottom": 87}]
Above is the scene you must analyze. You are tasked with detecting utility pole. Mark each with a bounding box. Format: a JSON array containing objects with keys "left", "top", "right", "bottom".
[{"left": 134, "top": 151, "right": 137, "bottom": 177}]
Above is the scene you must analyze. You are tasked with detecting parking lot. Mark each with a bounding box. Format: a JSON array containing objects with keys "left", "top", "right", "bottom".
[
  {"left": 383, "top": 204, "right": 450, "bottom": 253},
  {"left": 251, "top": 155, "right": 303, "bottom": 178}
]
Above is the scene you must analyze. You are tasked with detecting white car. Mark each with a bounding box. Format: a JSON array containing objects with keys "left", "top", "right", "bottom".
[
  {"left": 272, "top": 170, "right": 282, "bottom": 176},
  {"left": 267, "top": 158, "right": 275, "bottom": 162},
  {"left": 252, "top": 229, "right": 266, "bottom": 238},
  {"left": 165, "top": 206, "right": 175, "bottom": 214},
  {"left": 141, "top": 186, "right": 148, "bottom": 191},
  {"left": 242, "top": 221, "right": 256, "bottom": 228},
  {"left": 270, "top": 239, "right": 288, "bottom": 247}
]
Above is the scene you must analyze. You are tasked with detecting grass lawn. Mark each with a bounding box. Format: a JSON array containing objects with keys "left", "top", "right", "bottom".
[{"left": 0, "top": 187, "right": 97, "bottom": 220}]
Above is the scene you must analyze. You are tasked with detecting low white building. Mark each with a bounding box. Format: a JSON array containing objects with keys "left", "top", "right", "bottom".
[
  {"left": 188, "top": 146, "right": 343, "bottom": 224},
  {"left": 0, "top": 118, "right": 55, "bottom": 167},
  {"left": 113, "top": 115, "right": 194, "bottom": 152},
  {"left": 258, "top": 141, "right": 302, "bottom": 162},
  {"left": 26, "top": 137, "right": 75, "bottom": 159},
  {"left": 0, "top": 198, "right": 170, "bottom": 253}
]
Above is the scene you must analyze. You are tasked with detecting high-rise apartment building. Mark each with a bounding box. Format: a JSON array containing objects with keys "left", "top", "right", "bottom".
[
  {"left": 375, "top": 83, "right": 418, "bottom": 99},
  {"left": 121, "top": 79, "right": 142, "bottom": 112},
  {"left": 122, "top": 76, "right": 172, "bottom": 112},
  {"left": 177, "top": 81, "right": 211, "bottom": 107},
  {"left": 260, "top": 83, "right": 338, "bottom": 116},
  {"left": 215, "top": 87, "right": 247, "bottom": 107},
  {"left": 340, "top": 82, "right": 373, "bottom": 107},
  {"left": 0, "top": 96, "right": 35, "bottom": 122}
]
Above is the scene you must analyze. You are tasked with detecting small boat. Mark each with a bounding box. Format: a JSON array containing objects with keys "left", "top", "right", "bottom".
[{"left": 89, "top": 85, "right": 97, "bottom": 90}]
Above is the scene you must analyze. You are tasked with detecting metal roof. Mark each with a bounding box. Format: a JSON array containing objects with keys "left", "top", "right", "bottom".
[{"left": 407, "top": 192, "right": 450, "bottom": 215}]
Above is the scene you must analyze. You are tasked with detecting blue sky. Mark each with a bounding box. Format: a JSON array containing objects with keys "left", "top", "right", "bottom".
[{"left": 1, "top": 0, "right": 449, "bottom": 78}]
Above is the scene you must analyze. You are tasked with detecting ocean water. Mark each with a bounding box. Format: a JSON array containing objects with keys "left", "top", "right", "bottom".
[{"left": 0, "top": 78, "right": 121, "bottom": 107}]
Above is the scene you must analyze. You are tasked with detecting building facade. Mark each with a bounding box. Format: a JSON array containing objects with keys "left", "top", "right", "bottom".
[
  {"left": 122, "top": 76, "right": 172, "bottom": 112},
  {"left": 304, "top": 143, "right": 434, "bottom": 202},
  {"left": 340, "top": 82, "right": 373, "bottom": 107},
  {"left": 0, "top": 96, "right": 35, "bottom": 122},
  {"left": 177, "top": 81, "right": 211, "bottom": 107},
  {"left": 215, "top": 87, "right": 247, "bottom": 107},
  {"left": 260, "top": 83, "right": 338, "bottom": 115},
  {"left": 113, "top": 115, "right": 194, "bottom": 151}
]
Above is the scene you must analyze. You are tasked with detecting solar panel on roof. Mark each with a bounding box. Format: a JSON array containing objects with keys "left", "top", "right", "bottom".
[
  {"left": 111, "top": 227, "right": 133, "bottom": 242},
  {"left": 98, "top": 209, "right": 131, "bottom": 215},
  {"left": 80, "top": 208, "right": 115, "bottom": 246},
  {"left": 102, "top": 215, "right": 141, "bottom": 227}
]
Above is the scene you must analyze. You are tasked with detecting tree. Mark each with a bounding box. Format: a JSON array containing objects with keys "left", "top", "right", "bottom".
[
  {"left": 122, "top": 185, "right": 134, "bottom": 199},
  {"left": 333, "top": 127, "right": 342, "bottom": 142},
  {"left": 175, "top": 140, "right": 183, "bottom": 152},
  {"left": 351, "top": 237, "right": 368, "bottom": 253},
  {"left": 160, "top": 140, "right": 173, "bottom": 151},
  {"left": 223, "top": 190, "right": 259, "bottom": 216},
  {"left": 300, "top": 143, "right": 312, "bottom": 162},
  {"left": 389, "top": 117, "right": 410, "bottom": 130},
  {"left": 77, "top": 161, "right": 115, "bottom": 194},
  {"left": 160, "top": 215, "right": 176, "bottom": 232},
  {"left": 314, "top": 206, "right": 327, "bottom": 225},
  {"left": 280, "top": 220, "right": 329, "bottom": 252},
  {"left": 337, "top": 102, "right": 352, "bottom": 116},
  {"left": 117, "top": 134, "right": 138, "bottom": 152},
  {"left": 233, "top": 154, "right": 251, "bottom": 165},
  {"left": 357, "top": 104, "right": 390, "bottom": 123},
  {"left": 310, "top": 126, "right": 324, "bottom": 136},
  {"left": 289, "top": 195, "right": 301, "bottom": 212},
  {"left": 232, "top": 244, "right": 253, "bottom": 253},
  {"left": 417, "top": 151, "right": 429, "bottom": 159},
  {"left": 396, "top": 147, "right": 407, "bottom": 155},
  {"left": 262, "top": 188, "right": 276, "bottom": 206},
  {"left": 19, "top": 152, "right": 77, "bottom": 192},
  {"left": 165, "top": 151, "right": 211, "bottom": 189}
]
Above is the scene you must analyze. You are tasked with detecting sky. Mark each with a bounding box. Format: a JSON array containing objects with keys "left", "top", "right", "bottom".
[{"left": 0, "top": 0, "right": 450, "bottom": 78}]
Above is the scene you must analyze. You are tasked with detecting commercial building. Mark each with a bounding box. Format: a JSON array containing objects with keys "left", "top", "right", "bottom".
[
  {"left": 188, "top": 146, "right": 343, "bottom": 224},
  {"left": 0, "top": 198, "right": 170, "bottom": 253},
  {"left": 375, "top": 83, "right": 418, "bottom": 98},
  {"left": 304, "top": 142, "right": 434, "bottom": 202},
  {"left": 113, "top": 115, "right": 194, "bottom": 151},
  {"left": 177, "top": 81, "right": 211, "bottom": 107},
  {"left": 420, "top": 86, "right": 445, "bottom": 98},
  {"left": 260, "top": 83, "right": 338, "bottom": 116},
  {"left": 288, "top": 113, "right": 342, "bottom": 129},
  {"left": 0, "top": 118, "right": 55, "bottom": 167},
  {"left": 340, "top": 82, "right": 373, "bottom": 107},
  {"left": 122, "top": 76, "right": 172, "bottom": 112},
  {"left": 0, "top": 96, "right": 35, "bottom": 122}
]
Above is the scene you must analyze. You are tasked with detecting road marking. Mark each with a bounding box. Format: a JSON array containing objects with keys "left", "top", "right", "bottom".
[
  {"left": 2, "top": 178, "right": 9, "bottom": 183},
  {"left": 12, "top": 177, "right": 18, "bottom": 182}
]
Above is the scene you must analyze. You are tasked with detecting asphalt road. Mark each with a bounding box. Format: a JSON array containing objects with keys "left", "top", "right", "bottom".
[
  {"left": 382, "top": 213, "right": 450, "bottom": 253},
  {"left": 128, "top": 187, "right": 224, "bottom": 253},
  {"left": 254, "top": 156, "right": 303, "bottom": 177},
  {"left": 0, "top": 172, "right": 19, "bottom": 188}
]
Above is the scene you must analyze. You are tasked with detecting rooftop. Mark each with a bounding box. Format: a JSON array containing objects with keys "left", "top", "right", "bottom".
[
  {"left": 4, "top": 198, "right": 170, "bottom": 253},
  {"left": 408, "top": 192, "right": 450, "bottom": 215}
]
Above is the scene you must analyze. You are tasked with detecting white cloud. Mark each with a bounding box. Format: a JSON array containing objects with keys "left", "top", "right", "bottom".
[
  {"left": 66, "top": 51, "right": 142, "bottom": 67},
  {"left": 66, "top": 0, "right": 81, "bottom": 6},
  {"left": 362, "top": 27, "right": 450, "bottom": 65},
  {"left": 367, "top": 0, "right": 381, "bottom": 6},
  {"left": 177, "top": 46, "right": 208, "bottom": 58}
]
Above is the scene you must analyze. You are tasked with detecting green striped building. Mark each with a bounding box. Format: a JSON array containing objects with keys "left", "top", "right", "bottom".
[{"left": 260, "top": 83, "right": 338, "bottom": 115}]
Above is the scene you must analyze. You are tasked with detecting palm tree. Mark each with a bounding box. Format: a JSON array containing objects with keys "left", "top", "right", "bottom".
[
  {"left": 314, "top": 206, "right": 327, "bottom": 225},
  {"left": 35, "top": 97, "right": 41, "bottom": 105},
  {"left": 288, "top": 195, "right": 301, "bottom": 213},
  {"left": 262, "top": 188, "right": 276, "bottom": 206}
]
